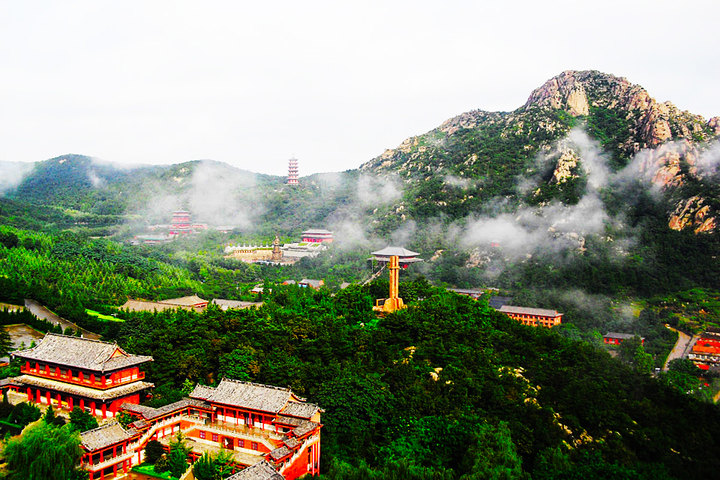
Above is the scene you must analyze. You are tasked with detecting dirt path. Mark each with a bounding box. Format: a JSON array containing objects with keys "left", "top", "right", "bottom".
[
  {"left": 24, "top": 299, "right": 101, "bottom": 340},
  {"left": 663, "top": 325, "right": 696, "bottom": 371}
]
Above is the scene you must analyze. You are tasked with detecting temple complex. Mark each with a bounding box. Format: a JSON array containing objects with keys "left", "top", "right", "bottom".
[
  {"left": 112, "top": 378, "right": 323, "bottom": 480},
  {"left": 225, "top": 235, "right": 327, "bottom": 265},
  {"left": 11, "top": 334, "right": 153, "bottom": 418}
]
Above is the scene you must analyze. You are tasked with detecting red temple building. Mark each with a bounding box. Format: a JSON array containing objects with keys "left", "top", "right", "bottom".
[
  {"left": 4, "top": 336, "right": 322, "bottom": 480},
  {"left": 603, "top": 332, "right": 644, "bottom": 345},
  {"left": 80, "top": 422, "right": 139, "bottom": 480},
  {"left": 688, "top": 330, "right": 720, "bottom": 369},
  {"left": 498, "top": 305, "right": 563, "bottom": 328},
  {"left": 11, "top": 334, "right": 153, "bottom": 419},
  {"left": 301, "top": 229, "right": 334, "bottom": 243},
  {"left": 169, "top": 210, "right": 192, "bottom": 235},
  {"left": 118, "top": 378, "right": 322, "bottom": 480},
  {"left": 287, "top": 158, "right": 299, "bottom": 186}
]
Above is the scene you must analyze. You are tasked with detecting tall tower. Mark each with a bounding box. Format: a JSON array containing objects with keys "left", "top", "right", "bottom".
[
  {"left": 373, "top": 255, "right": 406, "bottom": 315},
  {"left": 287, "top": 158, "right": 299, "bottom": 186}
]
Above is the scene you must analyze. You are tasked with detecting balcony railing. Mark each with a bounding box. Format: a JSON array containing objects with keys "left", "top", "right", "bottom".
[
  {"left": 82, "top": 451, "right": 134, "bottom": 472},
  {"left": 20, "top": 367, "right": 145, "bottom": 390}
]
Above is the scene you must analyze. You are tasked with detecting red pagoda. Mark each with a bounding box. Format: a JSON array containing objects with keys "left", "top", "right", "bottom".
[
  {"left": 287, "top": 158, "right": 299, "bottom": 186},
  {"left": 169, "top": 210, "right": 192, "bottom": 235},
  {"left": 12, "top": 334, "right": 153, "bottom": 418}
]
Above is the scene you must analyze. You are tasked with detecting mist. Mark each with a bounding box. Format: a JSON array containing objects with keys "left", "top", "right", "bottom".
[{"left": 0, "top": 161, "right": 34, "bottom": 194}]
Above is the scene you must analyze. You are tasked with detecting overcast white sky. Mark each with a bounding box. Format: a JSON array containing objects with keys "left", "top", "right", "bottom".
[{"left": 1, "top": 0, "right": 718, "bottom": 176}]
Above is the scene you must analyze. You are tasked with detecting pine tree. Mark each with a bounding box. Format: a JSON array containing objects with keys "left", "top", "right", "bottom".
[{"left": 0, "top": 326, "right": 13, "bottom": 358}]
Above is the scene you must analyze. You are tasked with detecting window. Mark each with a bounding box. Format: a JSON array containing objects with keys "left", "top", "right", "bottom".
[
  {"left": 251, "top": 442, "right": 258, "bottom": 450},
  {"left": 199, "top": 431, "right": 206, "bottom": 439},
  {"left": 238, "top": 440, "right": 244, "bottom": 448},
  {"left": 212, "top": 433, "right": 219, "bottom": 442}
]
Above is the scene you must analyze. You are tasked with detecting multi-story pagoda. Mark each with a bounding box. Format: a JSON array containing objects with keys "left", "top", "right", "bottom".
[
  {"left": 12, "top": 334, "right": 153, "bottom": 418},
  {"left": 169, "top": 210, "right": 192, "bottom": 235},
  {"left": 287, "top": 158, "right": 299, "bottom": 186}
]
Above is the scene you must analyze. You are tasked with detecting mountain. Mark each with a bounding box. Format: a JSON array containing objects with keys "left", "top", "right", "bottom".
[
  {"left": 3, "top": 70, "right": 719, "bottom": 243},
  {"left": 360, "top": 70, "right": 719, "bottom": 233}
]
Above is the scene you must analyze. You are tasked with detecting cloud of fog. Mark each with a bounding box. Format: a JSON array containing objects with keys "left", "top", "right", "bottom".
[
  {"left": 356, "top": 173, "right": 402, "bottom": 207},
  {"left": 87, "top": 168, "right": 106, "bottom": 188},
  {"left": 443, "top": 174, "right": 473, "bottom": 189},
  {"left": 0, "top": 161, "right": 34, "bottom": 194},
  {"left": 187, "top": 161, "right": 261, "bottom": 228},
  {"left": 568, "top": 128, "right": 610, "bottom": 190},
  {"left": 460, "top": 128, "right": 610, "bottom": 259},
  {"left": 695, "top": 139, "right": 720, "bottom": 177}
]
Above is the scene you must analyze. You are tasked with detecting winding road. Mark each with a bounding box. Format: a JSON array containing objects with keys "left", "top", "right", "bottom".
[
  {"left": 663, "top": 324, "right": 696, "bottom": 371},
  {"left": 24, "top": 299, "right": 101, "bottom": 340}
]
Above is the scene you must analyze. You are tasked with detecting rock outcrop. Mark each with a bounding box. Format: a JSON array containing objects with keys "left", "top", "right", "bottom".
[{"left": 669, "top": 196, "right": 716, "bottom": 233}]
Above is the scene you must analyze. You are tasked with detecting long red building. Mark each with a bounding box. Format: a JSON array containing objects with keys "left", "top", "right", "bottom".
[
  {"left": 497, "top": 305, "right": 563, "bottom": 328},
  {"left": 12, "top": 334, "right": 153, "bottom": 418}
]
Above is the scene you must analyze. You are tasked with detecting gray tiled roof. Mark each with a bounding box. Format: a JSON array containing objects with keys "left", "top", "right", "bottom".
[
  {"left": 160, "top": 295, "right": 208, "bottom": 306},
  {"left": 498, "top": 305, "right": 562, "bottom": 317},
  {"left": 121, "top": 398, "right": 210, "bottom": 420},
  {"left": 371, "top": 246, "right": 419, "bottom": 257},
  {"left": 269, "top": 446, "right": 292, "bottom": 461},
  {"left": 280, "top": 401, "right": 320, "bottom": 419},
  {"left": 293, "top": 420, "right": 320, "bottom": 438},
  {"left": 13, "top": 334, "right": 153, "bottom": 373},
  {"left": 0, "top": 377, "right": 22, "bottom": 388},
  {"left": 604, "top": 332, "right": 638, "bottom": 340},
  {"left": 80, "top": 422, "right": 137, "bottom": 451},
  {"left": 189, "top": 384, "right": 216, "bottom": 401},
  {"left": 225, "top": 460, "right": 283, "bottom": 480},
  {"left": 191, "top": 379, "right": 292, "bottom": 413},
  {"left": 275, "top": 415, "right": 303, "bottom": 427},
  {"left": 283, "top": 437, "right": 299, "bottom": 449},
  {"left": 211, "top": 299, "right": 263, "bottom": 310}
]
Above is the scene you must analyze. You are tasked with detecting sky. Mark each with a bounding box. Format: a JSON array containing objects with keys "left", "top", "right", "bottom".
[{"left": 1, "top": 0, "right": 718, "bottom": 176}]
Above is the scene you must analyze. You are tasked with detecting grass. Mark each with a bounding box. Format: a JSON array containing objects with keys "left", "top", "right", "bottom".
[
  {"left": 85, "top": 309, "right": 124, "bottom": 322},
  {"left": 131, "top": 464, "right": 179, "bottom": 480}
]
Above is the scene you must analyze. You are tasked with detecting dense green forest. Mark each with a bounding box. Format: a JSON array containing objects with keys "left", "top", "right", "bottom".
[{"left": 29, "top": 286, "right": 713, "bottom": 479}]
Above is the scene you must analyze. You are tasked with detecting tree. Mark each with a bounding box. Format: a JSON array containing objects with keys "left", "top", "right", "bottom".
[
  {"left": 193, "top": 451, "right": 235, "bottom": 480},
  {"left": 461, "top": 422, "right": 524, "bottom": 480},
  {"left": 193, "top": 452, "right": 216, "bottom": 480},
  {"left": 8, "top": 402, "right": 41, "bottom": 427},
  {"left": 68, "top": 407, "right": 98, "bottom": 432},
  {"left": 168, "top": 432, "right": 191, "bottom": 477},
  {"left": 43, "top": 405, "right": 57, "bottom": 424},
  {"left": 0, "top": 326, "right": 13, "bottom": 358},
  {"left": 116, "top": 411, "right": 134, "bottom": 428},
  {"left": 3, "top": 422, "right": 83, "bottom": 480},
  {"left": 144, "top": 440, "right": 165, "bottom": 464},
  {"left": 0, "top": 389, "right": 13, "bottom": 419},
  {"left": 218, "top": 346, "right": 260, "bottom": 381}
]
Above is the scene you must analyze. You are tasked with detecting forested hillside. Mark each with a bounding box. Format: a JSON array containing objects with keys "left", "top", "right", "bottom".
[{"left": 56, "top": 286, "right": 718, "bottom": 479}]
